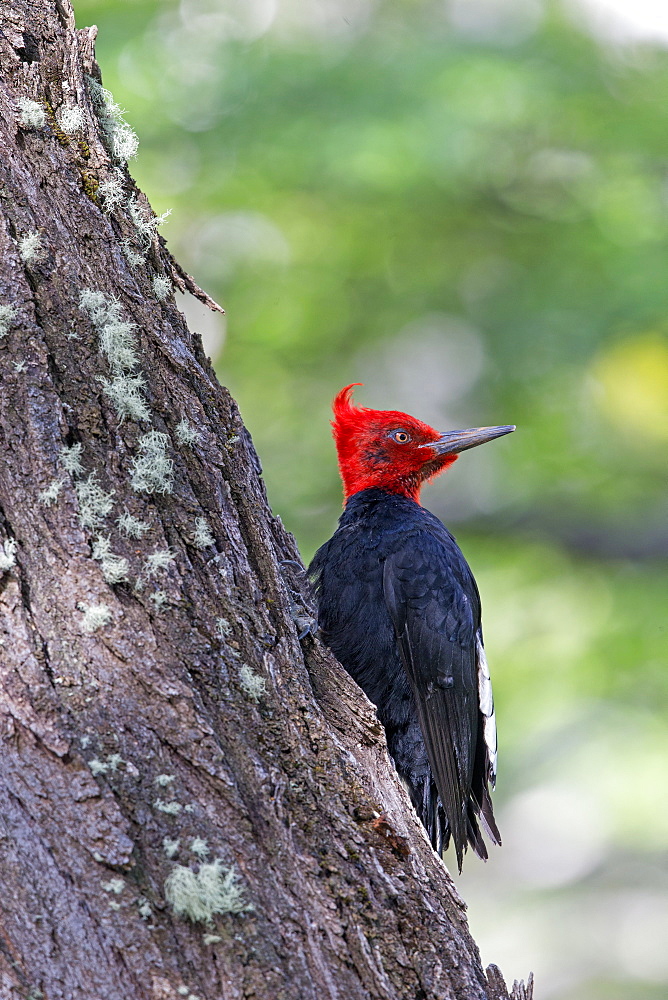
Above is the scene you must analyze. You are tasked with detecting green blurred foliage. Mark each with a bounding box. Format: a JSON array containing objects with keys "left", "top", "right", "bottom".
[
  {"left": 77, "top": 0, "right": 668, "bottom": 546},
  {"left": 74, "top": 1, "right": 668, "bottom": 995}
]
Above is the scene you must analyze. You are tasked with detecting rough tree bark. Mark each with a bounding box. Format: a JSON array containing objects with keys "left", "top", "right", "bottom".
[{"left": 0, "top": 4, "right": 534, "bottom": 999}]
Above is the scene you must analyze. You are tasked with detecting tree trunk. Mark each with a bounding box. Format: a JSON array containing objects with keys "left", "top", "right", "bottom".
[{"left": 0, "top": 4, "right": 533, "bottom": 998}]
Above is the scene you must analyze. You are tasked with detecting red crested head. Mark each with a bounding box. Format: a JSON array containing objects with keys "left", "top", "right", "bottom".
[{"left": 332, "top": 384, "right": 515, "bottom": 503}]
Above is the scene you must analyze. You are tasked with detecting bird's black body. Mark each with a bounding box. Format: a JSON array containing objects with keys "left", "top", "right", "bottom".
[{"left": 309, "top": 487, "right": 500, "bottom": 869}]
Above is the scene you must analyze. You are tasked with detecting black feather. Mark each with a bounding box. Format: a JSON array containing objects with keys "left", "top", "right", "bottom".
[{"left": 309, "top": 488, "right": 500, "bottom": 870}]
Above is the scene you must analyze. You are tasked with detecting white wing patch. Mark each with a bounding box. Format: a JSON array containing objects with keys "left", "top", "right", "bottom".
[{"left": 476, "top": 636, "right": 497, "bottom": 785}]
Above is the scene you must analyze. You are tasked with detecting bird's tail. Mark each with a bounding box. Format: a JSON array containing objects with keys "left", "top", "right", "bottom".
[
  {"left": 413, "top": 775, "right": 500, "bottom": 872},
  {"left": 417, "top": 776, "right": 449, "bottom": 857},
  {"left": 464, "top": 786, "right": 501, "bottom": 866}
]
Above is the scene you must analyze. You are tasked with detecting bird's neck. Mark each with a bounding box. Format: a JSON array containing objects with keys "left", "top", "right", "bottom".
[
  {"left": 340, "top": 456, "right": 457, "bottom": 504},
  {"left": 343, "top": 476, "right": 423, "bottom": 505}
]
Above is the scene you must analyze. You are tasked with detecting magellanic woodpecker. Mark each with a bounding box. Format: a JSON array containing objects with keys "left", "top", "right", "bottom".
[{"left": 309, "top": 384, "right": 515, "bottom": 870}]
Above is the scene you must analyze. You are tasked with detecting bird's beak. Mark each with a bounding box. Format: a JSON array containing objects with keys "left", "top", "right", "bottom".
[{"left": 422, "top": 424, "right": 516, "bottom": 456}]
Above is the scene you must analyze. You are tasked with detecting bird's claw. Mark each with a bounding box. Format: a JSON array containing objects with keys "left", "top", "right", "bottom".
[{"left": 279, "top": 561, "right": 319, "bottom": 640}]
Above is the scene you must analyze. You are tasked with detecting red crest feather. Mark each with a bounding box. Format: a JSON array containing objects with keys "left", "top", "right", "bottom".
[{"left": 332, "top": 383, "right": 365, "bottom": 426}]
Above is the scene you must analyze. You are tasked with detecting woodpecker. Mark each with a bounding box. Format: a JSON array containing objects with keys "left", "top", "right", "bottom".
[{"left": 309, "top": 384, "right": 515, "bottom": 870}]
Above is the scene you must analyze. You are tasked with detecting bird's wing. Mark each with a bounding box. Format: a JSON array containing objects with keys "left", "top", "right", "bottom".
[{"left": 382, "top": 528, "right": 495, "bottom": 869}]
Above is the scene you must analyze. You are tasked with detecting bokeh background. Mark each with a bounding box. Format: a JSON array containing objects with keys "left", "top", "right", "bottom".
[{"left": 74, "top": 1, "right": 668, "bottom": 995}]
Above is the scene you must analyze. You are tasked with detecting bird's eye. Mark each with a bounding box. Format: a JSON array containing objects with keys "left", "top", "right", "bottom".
[{"left": 390, "top": 429, "right": 411, "bottom": 444}]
